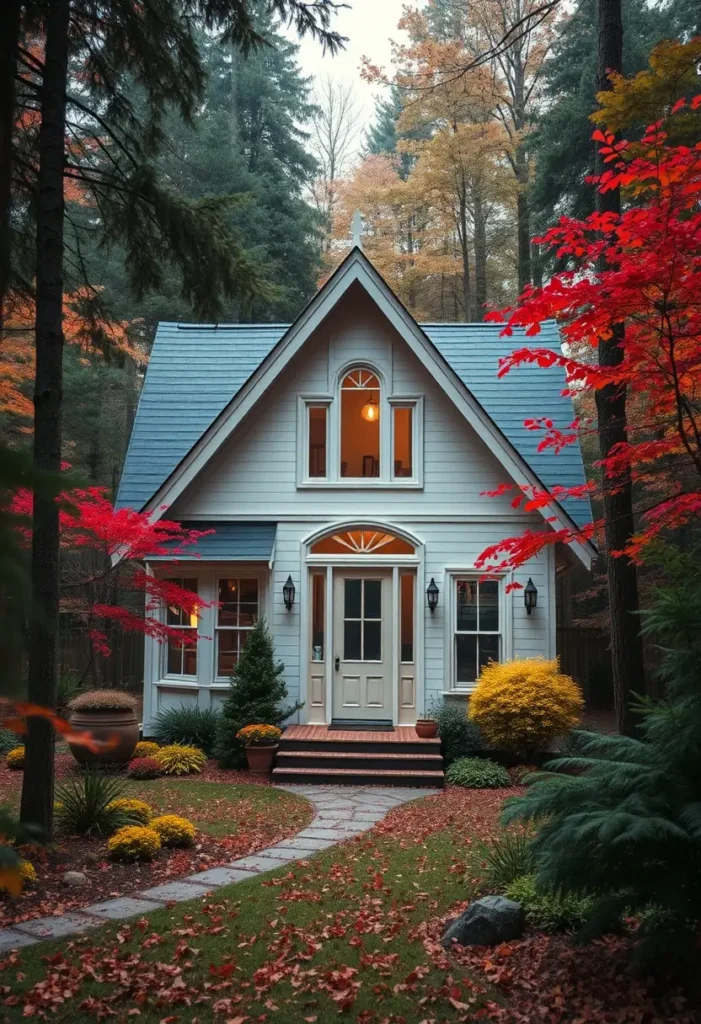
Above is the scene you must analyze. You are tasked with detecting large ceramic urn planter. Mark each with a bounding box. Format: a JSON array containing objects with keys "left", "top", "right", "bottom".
[
  {"left": 244, "top": 744, "right": 278, "bottom": 774},
  {"left": 67, "top": 690, "right": 140, "bottom": 767},
  {"left": 415, "top": 718, "right": 439, "bottom": 739}
]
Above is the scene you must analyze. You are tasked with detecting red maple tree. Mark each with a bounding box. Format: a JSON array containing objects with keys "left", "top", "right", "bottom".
[{"left": 478, "top": 100, "right": 701, "bottom": 577}]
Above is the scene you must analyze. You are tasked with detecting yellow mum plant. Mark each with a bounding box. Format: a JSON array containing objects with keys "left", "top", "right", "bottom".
[
  {"left": 106, "top": 798, "right": 152, "bottom": 825},
  {"left": 133, "top": 740, "right": 160, "bottom": 758},
  {"left": 6, "top": 746, "right": 24, "bottom": 770},
  {"left": 154, "top": 744, "right": 206, "bottom": 776},
  {"left": 469, "top": 658, "right": 584, "bottom": 757},
  {"left": 19, "top": 860, "right": 37, "bottom": 885},
  {"left": 150, "top": 814, "right": 196, "bottom": 847},
  {"left": 108, "top": 825, "right": 161, "bottom": 860}
]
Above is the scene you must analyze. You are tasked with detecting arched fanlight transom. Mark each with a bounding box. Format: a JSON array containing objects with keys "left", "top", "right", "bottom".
[
  {"left": 341, "top": 368, "right": 380, "bottom": 390},
  {"left": 311, "top": 528, "right": 415, "bottom": 556}
]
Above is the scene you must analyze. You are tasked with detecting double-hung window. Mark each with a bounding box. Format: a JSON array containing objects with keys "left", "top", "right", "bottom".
[
  {"left": 216, "top": 577, "right": 259, "bottom": 677},
  {"left": 453, "top": 579, "right": 500, "bottom": 688},
  {"left": 165, "top": 577, "right": 198, "bottom": 677}
]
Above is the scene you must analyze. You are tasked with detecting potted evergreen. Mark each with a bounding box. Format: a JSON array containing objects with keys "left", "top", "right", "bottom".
[
  {"left": 236, "top": 725, "right": 282, "bottom": 773},
  {"left": 67, "top": 689, "right": 140, "bottom": 766},
  {"left": 213, "top": 617, "right": 303, "bottom": 769}
]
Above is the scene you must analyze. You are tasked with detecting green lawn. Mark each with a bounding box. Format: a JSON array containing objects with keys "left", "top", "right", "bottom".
[{"left": 4, "top": 791, "right": 507, "bottom": 1023}]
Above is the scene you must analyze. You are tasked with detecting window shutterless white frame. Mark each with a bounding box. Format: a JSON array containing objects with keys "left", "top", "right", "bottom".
[
  {"left": 162, "top": 574, "right": 200, "bottom": 682},
  {"left": 443, "top": 570, "right": 513, "bottom": 693},
  {"left": 296, "top": 385, "right": 423, "bottom": 489},
  {"left": 214, "top": 576, "right": 261, "bottom": 681}
]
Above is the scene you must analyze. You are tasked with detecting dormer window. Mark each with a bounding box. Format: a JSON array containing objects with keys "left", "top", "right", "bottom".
[
  {"left": 297, "top": 363, "right": 423, "bottom": 488},
  {"left": 341, "top": 368, "right": 380, "bottom": 478}
]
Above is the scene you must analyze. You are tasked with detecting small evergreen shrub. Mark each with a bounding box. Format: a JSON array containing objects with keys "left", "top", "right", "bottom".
[
  {"left": 133, "top": 741, "right": 161, "bottom": 758},
  {"left": 505, "top": 874, "right": 593, "bottom": 932},
  {"left": 154, "top": 743, "right": 207, "bottom": 776},
  {"left": 19, "top": 860, "right": 37, "bottom": 886},
  {"left": 152, "top": 706, "right": 220, "bottom": 756},
  {"left": 5, "top": 746, "right": 24, "bottom": 770},
  {"left": 469, "top": 658, "right": 583, "bottom": 757},
  {"left": 214, "top": 617, "right": 303, "bottom": 768},
  {"left": 480, "top": 831, "right": 536, "bottom": 889},
  {"left": 128, "top": 756, "right": 163, "bottom": 779},
  {"left": 55, "top": 771, "right": 138, "bottom": 836},
  {"left": 106, "top": 798, "right": 152, "bottom": 824},
  {"left": 446, "top": 757, "right": 511, "bottom": 789},
  {"left": 0, "top": 729, "right": 21, "bottom": 756},
  {"left": 150, "top": 814, "right": 196, "bottom": 847},
  {"left": 108, "top": 825, "right": 161, "bottom": 861},
  {"left": 429, "top": 700, "right": 483, "bottom": 766}
]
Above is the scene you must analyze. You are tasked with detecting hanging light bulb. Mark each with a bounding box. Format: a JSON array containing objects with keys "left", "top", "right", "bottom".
[{"left": 361, "top": 396, "right": 379, "bottom": 422}]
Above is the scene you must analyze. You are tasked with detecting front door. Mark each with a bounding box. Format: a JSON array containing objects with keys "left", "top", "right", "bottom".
[{"left": 332, "top": 569, "right": 392, "bottom": 721}]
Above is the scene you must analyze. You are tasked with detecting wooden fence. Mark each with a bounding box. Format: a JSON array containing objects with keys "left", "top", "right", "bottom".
[{"left": 59, "top": 628, "right": 144, "bottom": 694}]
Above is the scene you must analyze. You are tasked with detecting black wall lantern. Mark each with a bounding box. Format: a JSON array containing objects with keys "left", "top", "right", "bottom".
[
  {"left": 524, "top": 577, "right": 538, "bottom": 615},
  {"left": 283, "top": 575, "right": 295, "bottom": 611},
  {"left": 426, "top": 577, "right": 439, "bottom": 613}
]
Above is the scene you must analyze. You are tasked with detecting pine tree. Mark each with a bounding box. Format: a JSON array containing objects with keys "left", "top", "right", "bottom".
[{"left": 214, "top": 617, "right": 302, "bottom": 768}]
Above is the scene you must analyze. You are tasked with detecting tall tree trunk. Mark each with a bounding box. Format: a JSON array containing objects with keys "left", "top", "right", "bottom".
[
  {"left": 457, "top": 178, "right": 471, "bottom": 321},
  {"left": 20, "top": 0, "right": 71, "bottom": 837},
  {"left": 515, "top": 150, "right": 531, "bottom": 295},
  {"left": 0, "top": 0, "right": 22, "bottom": 323},
  {"left": 472, "top": 181, "right": 487, "bottom": 321},
  {"left": 594, "top": 0, "right": 645, "bottom": 736}
]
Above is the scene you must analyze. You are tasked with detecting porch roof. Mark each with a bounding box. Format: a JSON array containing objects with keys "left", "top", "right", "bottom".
[{"left": 147, "top": 521, "right": 276, "bottom": 563}]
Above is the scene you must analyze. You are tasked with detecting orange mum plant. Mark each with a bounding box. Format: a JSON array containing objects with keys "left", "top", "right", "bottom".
[{"left": 236, "top": 724, "right": 282, "bottom": 747}]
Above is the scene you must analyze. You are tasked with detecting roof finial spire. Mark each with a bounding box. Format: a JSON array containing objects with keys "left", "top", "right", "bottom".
[{"left": 351, "top": 209, "right": 364, "bottom": 250}]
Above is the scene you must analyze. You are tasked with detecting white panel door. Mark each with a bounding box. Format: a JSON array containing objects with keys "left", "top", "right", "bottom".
[{"left": 332, "top": 569, "right": 392, "bottom": 720}]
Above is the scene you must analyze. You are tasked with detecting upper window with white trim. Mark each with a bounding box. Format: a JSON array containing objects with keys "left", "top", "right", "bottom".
[{"left": 299, "top": 364, "right": 423, "bottom": 487}]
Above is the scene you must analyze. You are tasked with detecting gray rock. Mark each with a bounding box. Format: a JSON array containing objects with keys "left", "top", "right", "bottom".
[
  {"left": 441, "top": 896, "right": 524, "bottom": 948},
  {"left": 62, "top": 870, "right": 87, "bottom": 887}
]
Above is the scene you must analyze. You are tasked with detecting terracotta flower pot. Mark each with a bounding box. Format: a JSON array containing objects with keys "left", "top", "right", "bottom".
[
  {"left": 415, "top": 718, "right": 438, "bottom": 739},
  {"left": 68, "top": 707, "right": 139, "bottom": 767},
  {"left": 245, "top": 744, "right": 278, "bottom": 774}
]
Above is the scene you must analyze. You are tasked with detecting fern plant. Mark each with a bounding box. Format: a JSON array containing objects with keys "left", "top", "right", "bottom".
[{"left": 502, "top": 545, "right": 701, "bottom": 969}]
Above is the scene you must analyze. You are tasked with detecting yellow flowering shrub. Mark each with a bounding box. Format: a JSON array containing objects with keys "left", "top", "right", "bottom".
[
  {"left": 150, "top": 815, "right": 196, "bottom": 847},
  {"left": 6, "top": 746, "right": 24, "bottom": 770},
  {"left": 107, "top": 825, "right": 161, "bottom": 860},
  {"left": 154, "top": 744, "right": 206, "bottom": 776},
  {"left": 236, "top": 724, "right": 281, "bottom": 746},
  {"left": 19, "top": 860, "right": 37, "bottom": 885},
  {"left": 469, "top": 658, "right": 584, "bottom": 756},
  {"left": 106, "top": 798, "right": 152, "bottom": 824},
  {"left": 133, "top": 741, "right": 161, "bottom": 758}
]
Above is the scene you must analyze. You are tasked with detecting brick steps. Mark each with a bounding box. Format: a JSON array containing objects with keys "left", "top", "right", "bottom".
[
  {"left": 274, "top": 726, "right": 444, "bottom": 787},
  {"left": 272, "top": 766, "right": 444, "bottom": 787}
]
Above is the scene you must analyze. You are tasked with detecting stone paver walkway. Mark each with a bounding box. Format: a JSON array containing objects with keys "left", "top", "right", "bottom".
[{"left": 0, "top": 785, "right": 428, "bottom": 953}]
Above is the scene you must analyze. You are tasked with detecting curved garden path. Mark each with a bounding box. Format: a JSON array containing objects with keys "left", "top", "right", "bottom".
[{"left": 0, "top": 785, "right": 429, "bottom": 952}]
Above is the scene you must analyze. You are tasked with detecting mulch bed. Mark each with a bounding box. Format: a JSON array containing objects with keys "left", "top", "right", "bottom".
[{"left": 0, "top": 755, "right": 306, "bottom": 929}]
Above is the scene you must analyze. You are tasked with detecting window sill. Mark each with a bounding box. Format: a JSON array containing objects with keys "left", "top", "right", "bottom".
[
  {"left": 156, "top": 678, "right": 199, "bottom": 688},
  {"left": 441, "top": 689, "right": 476, "bottom": 697},
  {"left": 298, "top": 480, "right": 423, "bottom": 491}
]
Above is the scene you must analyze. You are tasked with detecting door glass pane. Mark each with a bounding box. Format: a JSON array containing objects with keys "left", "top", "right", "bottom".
[
  {"left": 344, "top": 578, "right": 361, "bottom": 619},
  {"left": 364, "top": 620, "right": 381, "bottom": 661},
  {"left": 309, "top": 406, "right": 327, "bottom": 478},
  {"left": 400, "top": 573, "right": 414, "bottom": 662},
  {"left": 457, "top": 580, "right": 478, "bottom": 631},
  {"left": 480, "top": 580, "right": 499, "bottom": 631},
  {"left": 456, "top": 634, "right": 477, "bottom": 684},
  {"left": 344, "top": 619, "right": 362, "bottom": 660},
  {"left": 364, "top": 579, "right": 381, "bottom": 620},
  {"left": 393, "top": 406, "right": 413, "bottom": 477},
  {"left": 311, "top": 573, "right": 325, "bottom": 661},
  {"left": 479, "top": 634, "right": 499, "bottom": 673}
]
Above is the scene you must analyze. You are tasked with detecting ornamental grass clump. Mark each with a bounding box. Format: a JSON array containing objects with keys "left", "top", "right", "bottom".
[
  {"left": 67, "top": 689, "right": 139, "bottom": 712},
  {"left": 5, "top": 746, "right": 24, "bottom": 770},
  {"left": 469, "top": 658, "right": 583, "bottom": 758},
  {"left": 154, "top": 744, "right": 206, "bottom": 776},
  {"left": 150, "top": 815, "right": 196, "bottom": 847},
  {"left": 446, "top": 757, "right": 511, "bottom": 789},
  {"left": 128, "top": 756, "right": 163, "bottom": 779},
  {"left": 108, "top": 825, "right": 161, "bottom": 861},
  {"left": 55, "top": 770, "right": 139, "bottom": 837},
  {"left": 106, "top": 798, "right": 152, "bottom": 824},
  {"left": 153, "top": 706, "right": 220, "bottom": 756}
]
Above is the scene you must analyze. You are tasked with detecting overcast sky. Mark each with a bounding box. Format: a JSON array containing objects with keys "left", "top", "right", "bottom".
[{"left": 289, "top": 0, "right": 409, "bottom": 157}]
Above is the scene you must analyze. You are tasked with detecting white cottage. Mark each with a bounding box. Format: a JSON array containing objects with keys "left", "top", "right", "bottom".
[{"left": 117, "top": 247, "right": 594, "bottom": 776}]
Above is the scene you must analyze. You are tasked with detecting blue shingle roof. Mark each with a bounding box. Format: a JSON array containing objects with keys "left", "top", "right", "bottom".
[
  {"left": 148, "top": 521, "right": 276, "bottom": 561},
  {"left": 117, "top": 319, "right": 591, "bottom": 528}
]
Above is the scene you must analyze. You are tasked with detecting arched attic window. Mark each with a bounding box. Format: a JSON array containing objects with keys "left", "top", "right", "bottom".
[
  {"left": 340, "top": 368, "right": 380, "bottom": 478},
  {"left": 311, "top": 528, "right": 415, "bottom": 556}
]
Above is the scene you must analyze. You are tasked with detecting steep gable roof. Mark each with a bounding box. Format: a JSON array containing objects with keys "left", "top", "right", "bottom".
[{"left": 117, "top": 249, "right": 593, "bottom": 557}]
